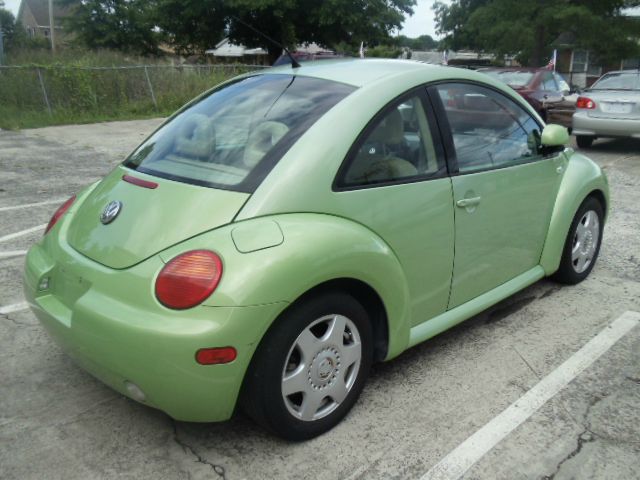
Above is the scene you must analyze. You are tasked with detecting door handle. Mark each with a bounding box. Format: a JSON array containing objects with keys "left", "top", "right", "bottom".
[{"left": 456, "top": 196, "right": 482, "bottom": 208}]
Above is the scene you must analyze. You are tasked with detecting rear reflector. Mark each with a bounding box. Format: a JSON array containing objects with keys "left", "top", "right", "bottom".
[
  {"left": 196, "top": 347, "right": 237, "bottom": 365},
  {"left": 122, "top": 174, "right": 158, "bottom": 189}
]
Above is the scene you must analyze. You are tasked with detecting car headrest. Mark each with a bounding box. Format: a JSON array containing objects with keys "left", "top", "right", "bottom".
[
  {"left": 243, "top": 121, "right": 290, "bottom": 168},
  {"left": 174, "top": 113, "right": 216, "bottom": 159}
]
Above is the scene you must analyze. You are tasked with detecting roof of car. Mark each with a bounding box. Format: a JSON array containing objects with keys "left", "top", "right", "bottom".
[
  {"left": 265, "top": 58, "right": 459, "bottom": 87},
  {"left": 601, "top": 70, "right": 640, "bottom": 75},
  {"left": 480, "top": 67, "right": 546, "bottom": 73}
]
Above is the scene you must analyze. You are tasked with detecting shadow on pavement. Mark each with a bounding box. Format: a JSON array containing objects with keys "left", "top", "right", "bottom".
[{"left": 575, "top": 137, "right": 640, "bottom": 154}]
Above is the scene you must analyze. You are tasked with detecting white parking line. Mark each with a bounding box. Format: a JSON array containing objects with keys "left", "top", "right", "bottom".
[
  {"left": 0, "top": 250, "right": 27, "bottom": 259},
  {"left": 420, "top": 311, "right": 640, "bottom": 480},
  {"left": 0, "top": 224, "right": 47, "bottom": 243},
  {"left": 0, "top": 301, "right": 29, "bottom": 315},
  {"left": 0, "top": 198, "right": 65, "bottom": 212}
]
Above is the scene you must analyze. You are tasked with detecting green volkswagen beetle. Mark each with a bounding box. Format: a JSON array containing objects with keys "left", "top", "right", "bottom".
[{"left": 24, "top": 59, "right": 608, "bottom": 440}]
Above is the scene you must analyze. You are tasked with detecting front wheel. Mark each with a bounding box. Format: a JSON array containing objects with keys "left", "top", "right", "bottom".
[
  {"left": 553, "top": 197, "right": 604, "bottom": 284},
  {"left": 241, "top": 292, "right": 373, "bottom": 440}
]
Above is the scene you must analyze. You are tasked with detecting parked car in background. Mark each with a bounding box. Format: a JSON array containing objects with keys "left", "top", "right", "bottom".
[
  {"left": 572, "top": 70, "right": 640, "bottom": 148},
  {"left": 480, "top": 68, "right": 572, "bottom": 121},
  {"left": 543, "top": 94, "right": 578, "bottom": 130}
]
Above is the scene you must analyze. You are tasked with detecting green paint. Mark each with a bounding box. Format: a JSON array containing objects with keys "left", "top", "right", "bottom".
[{"left": 24, "top": 59, "right": 609, "bottom": 423}]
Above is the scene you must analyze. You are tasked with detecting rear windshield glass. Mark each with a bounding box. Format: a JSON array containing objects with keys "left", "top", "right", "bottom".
[
  {"left": 124, "top": 74, "right": 355, "bottom": 192},
  {"left": 484, "top": 71, "right": 534, "bottom": 87},
  {"left": 591, "top": 72, "right": 640, "bottom": 91}
]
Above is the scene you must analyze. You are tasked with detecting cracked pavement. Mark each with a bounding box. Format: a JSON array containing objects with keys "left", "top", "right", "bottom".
[{"left": 1, "top": 121, "right": 639, "bottom": 480}]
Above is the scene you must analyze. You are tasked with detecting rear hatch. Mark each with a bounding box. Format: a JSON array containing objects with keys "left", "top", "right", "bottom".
[
  {"left": 587, "top": 90, "right": 640, "bottom": 119},
  {"left": 67, "top": 167, "right": 249, "bottom": 269}
]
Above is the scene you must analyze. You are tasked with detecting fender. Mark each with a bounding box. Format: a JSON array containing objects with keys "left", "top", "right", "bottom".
[
  {"left": 539, "top": 149, "right": 609, "bottom": 275},
  {"left": 159, "top": 213, "right": 413, "bottom": 359}
]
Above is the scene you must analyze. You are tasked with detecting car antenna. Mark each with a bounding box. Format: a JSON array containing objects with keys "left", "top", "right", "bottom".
[{"left": 231, "top": 15, "right": 301, "bottom": 68}]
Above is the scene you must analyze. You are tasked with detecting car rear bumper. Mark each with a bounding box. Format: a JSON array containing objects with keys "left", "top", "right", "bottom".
[
  {"left": 572, "top": 111, "right": 640, "bottom": 138},
  {"left": 24, "top": 239, "right": 285, "bottom": 422}
]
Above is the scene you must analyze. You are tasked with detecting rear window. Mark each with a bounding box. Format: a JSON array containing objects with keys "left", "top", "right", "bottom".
[
  {"left": 124, "top": 74, "right": 355, "bottom": 192},
  {"left": 485, "top": 70, "right": 534, "bottom": 87},
  {"left": 591, "top": 72, "right": 640, "bottom": 91}
]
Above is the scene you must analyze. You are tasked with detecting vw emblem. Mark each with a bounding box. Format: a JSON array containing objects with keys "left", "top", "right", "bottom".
[{"left": 100, "top": 201, "right": 122, "bottom": 225}]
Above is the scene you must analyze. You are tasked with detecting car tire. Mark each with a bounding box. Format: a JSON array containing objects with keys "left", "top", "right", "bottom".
[
  {"left": 241, "top": 291, "right": 373, "bottom": 441},
  {"left": 576, "top": 135, "right": 594, "bottom": 149},
  {"left": 552, "top": 196, "right": 604, "bottom": 285}
]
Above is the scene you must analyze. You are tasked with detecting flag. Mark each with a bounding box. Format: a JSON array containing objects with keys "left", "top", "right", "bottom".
[
  {"left": 359, "top": 42, "right": 364, "bottom": 59},
  {"left": 546, "top": 49, "right": 557, "bottom": 71}
]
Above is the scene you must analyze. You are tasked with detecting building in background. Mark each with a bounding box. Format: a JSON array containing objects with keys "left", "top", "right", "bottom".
[
  {"left": 411, "top": 50, "right": 517, "bottom": 68},
  {"left": 553, "top": 9, "right": 640, "bottom": 88},
  {"left": 205, "top": 38, "right": 269, "bottom": 65},
  {"left": 17, "top": 0, "right": 71, "bottom": 43}
]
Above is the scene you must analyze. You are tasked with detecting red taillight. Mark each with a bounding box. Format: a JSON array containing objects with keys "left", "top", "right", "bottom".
[
  {"left": 44, "top": 195, "right": 76, "bottom": 235},
  {"left": 576, "top": 97, "right": 596, "bottom": 109},
  {"left": 195, "top": 347, "right": 237, "bottom": 365},
  {"left": 155, "top": 250, "right": 223, "bottom": 309}
]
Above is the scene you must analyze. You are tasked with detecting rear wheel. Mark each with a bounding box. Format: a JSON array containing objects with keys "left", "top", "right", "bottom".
[
  {"left": 241, "top": 292, "right": 373, "bottom": 440},
  {"left": 553, "top": 197, "right": 603, "bottom": 284},
  {"left": 576, "top": 135, "right": 594, "bottom": 149}
]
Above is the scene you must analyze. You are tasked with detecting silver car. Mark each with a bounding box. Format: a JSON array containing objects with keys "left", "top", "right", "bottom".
[{"left": 572, "top": 70, "right": 640, "bottom": 148}]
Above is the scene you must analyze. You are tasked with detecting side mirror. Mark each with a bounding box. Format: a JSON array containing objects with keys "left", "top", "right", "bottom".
[{"left": 541, "top": 124, "right": 569, "bottom": 147}]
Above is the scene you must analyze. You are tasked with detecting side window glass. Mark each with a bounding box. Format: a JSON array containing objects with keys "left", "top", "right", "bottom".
[
  {"left": 542, "top": 72, "right": 557, "bottom": 91},
  {"left": 340, "top": 95, "right": 444, "bottom": 187},
  {"left": 435, "top": 83, "right": 542, "bottom": 174},
  {"left": 554, "top": 73, "right": 570, "bottom": 93}
]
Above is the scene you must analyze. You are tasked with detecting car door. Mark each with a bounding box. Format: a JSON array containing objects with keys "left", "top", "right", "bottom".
[
  {"left": 430, "top": 82, "right": 565, "bottom": 309},
  {"left": 333, "top": 89, "right": 454, "bottom": 326}
]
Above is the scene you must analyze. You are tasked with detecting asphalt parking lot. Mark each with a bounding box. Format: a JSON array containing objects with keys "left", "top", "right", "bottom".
[{"left": 1, "top": 120, "right": 639, "bottom": 480}]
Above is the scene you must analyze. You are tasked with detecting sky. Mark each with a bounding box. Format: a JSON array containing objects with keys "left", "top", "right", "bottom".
[
  {"left": 401, "top": 0, "right": 447, "bottom": 39},
  {"left": 3, "top": 0, "right": 20, "bottom": 17}
]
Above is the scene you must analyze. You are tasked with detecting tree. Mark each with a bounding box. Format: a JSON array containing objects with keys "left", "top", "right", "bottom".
[
  {"left": 1, "top": 8, "right": 21, "bottom": 50},
  {"left": 434, "top": 0, "right": 640, "bottom": 67},
  {"left": 59, "top": 0, "right": 163, "bottom": 54},
  {"left": 395, "top": 34, "right": 439, "bottom": 51},
  {"left": 153, "top": 0, "right": 227, "bottom": 55},
  {"left": 59, "top": 0, "right": 417, "bottom": 61},
  {"left": 433, "top": 0, "right": 488, "bottom": 52},
  {"left": 224, "top": 0, "right": 416, "bottom": 63}
]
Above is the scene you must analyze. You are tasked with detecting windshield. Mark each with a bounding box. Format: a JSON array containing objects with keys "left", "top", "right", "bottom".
[
  {"left": 591, "top": 72, "right": 640, "bottom": 91},
  {"left": 484, "top": 71, "right": 535, "bottom": 87},
  {"left": 124, "top": 74, "right": 355, "bottom": 192}
]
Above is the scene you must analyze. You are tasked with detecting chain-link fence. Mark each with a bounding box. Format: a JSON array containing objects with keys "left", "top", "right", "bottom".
[{"left": 0, "top": 64, "right": 266, "bottom": 128}]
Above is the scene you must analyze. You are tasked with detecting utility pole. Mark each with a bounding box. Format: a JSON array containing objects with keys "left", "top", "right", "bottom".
[
  {"left": 48, "top": 0, "right": 55, "bottom": 54},
  {"left": 0, "top": 0, "right": 5, "bottom": 66}
]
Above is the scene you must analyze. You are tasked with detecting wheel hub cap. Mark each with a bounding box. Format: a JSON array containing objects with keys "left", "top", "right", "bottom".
[
  {"left": 309, "top": 348, "right": 340, "bottom": 388},
  {"left": 281, "top": 314, "right": 362, "bottom": 422},
  {"left": 571, "top": 209, "right": 600, "bottom": 274}
]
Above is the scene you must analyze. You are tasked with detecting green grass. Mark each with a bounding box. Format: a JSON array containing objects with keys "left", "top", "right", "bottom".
[
  {"left": 0, "top": 49, "right": 263, "bottom": 130},
  {"left": 0, "top": 105, "right": 175, "bottom": 130}
]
